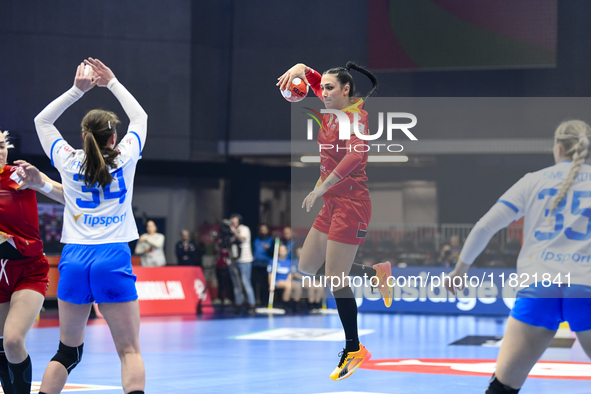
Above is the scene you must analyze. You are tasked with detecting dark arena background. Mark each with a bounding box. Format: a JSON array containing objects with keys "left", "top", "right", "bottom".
[{"left": 1, "top": 1, "right": 590, "bottom": 393}]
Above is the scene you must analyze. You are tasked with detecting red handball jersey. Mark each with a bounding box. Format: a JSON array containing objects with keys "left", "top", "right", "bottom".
[
  {"left": 306, "top": 68, "right": 370, "bottom": 201},
  {"left": 0, "top": 165, "right": 44, "bottom": 257}
]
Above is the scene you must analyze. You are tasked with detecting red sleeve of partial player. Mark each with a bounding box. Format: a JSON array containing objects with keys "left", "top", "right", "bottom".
[
  {"left": 305, "top": 68, "right": 323, "bottom": 98},
  {"left": 332, "top": 134, "right": 365, "bottom": 180},
  {"left": 0, "top": 166, "right": 44, "bottom": 257}
]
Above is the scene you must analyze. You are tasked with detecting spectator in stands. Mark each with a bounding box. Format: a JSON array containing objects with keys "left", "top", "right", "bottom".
[
  {"left": 268, "top": 244, "right": 292, "bottom": 305},
  {"left": 228, "top": 213, "right": 256, "bottom": 313},
  {"left": 135, "top": 220, "right": 166, "bottom": 267},
  {"left": 175, "top": 229, "right": 197, "bottom": 266},
  {"left": 213, "top": 236, "right": 233, "bottom": 307},
  {"left": 439, "top": 235, "right": 462, "bottom": 268},
  {"left": 252, "top": 224, "right": 273, "bottom": 306},
  {"left": 282, "top": 226, "right": 296, "bottom": 260},
  {"left": 193, "top": 232, "right": 206, "bottom": 267}
]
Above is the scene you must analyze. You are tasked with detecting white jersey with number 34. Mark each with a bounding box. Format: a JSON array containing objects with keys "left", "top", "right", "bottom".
[{"left": 52, "top": 133, "right": 141, "bottom": 244}]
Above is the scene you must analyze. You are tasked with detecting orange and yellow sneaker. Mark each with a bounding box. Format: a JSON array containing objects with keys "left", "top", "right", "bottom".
[
  {"left": 329, "top": 344, "right": 372, "bottom": 381},
  {"left": 372, "top": 261, "right": 393, "bottom": 307}
]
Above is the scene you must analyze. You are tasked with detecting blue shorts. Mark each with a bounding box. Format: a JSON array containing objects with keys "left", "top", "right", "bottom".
[
  {"left": 58, "top": 243, "right": 138, "bottom": 304},
  {"left": 510, "top": 284, "right": 591, "bottom": 332}
]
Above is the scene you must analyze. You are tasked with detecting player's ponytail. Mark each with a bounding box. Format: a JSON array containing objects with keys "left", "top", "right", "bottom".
[
  {"left": 345, "top": 62, "right": 378, "bottom": 101},
  {"left": 80, "top": 109, "right": 121, "bottom": 189},
  {"left": 550, "top": 120, "right": 591, "bottom": 213},
  {"left": 324, "top": 62, "right": 378, "bottom": 102}
]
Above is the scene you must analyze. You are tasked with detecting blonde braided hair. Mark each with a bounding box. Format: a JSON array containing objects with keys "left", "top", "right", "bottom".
[{"left": 550, "top": 120, "right": 591, "bottom": 213}]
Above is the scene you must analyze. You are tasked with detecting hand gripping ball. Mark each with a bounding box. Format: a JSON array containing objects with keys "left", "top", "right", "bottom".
[{"left": 281, "top": 77, "right": 308, "bottom": 102}]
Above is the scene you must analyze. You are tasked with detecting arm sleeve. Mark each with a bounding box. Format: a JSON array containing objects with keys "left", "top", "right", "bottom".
[
  {"left": 497, "top": 173, "right": 533, "bottom": 217},
  {"left": 332, "top": 133, "right": 365, "bottom": 180},
  {"left": 239, "top": 226, "right": 251, "bottom": 243},
  {"left": 34, "top": 86, "right": 85, "bottom": 158},
  {"left": 459, "top": 203, "right": 522, "bottom": 265},
  {"left": 148, "top": 234, "right": 165, "bottom": 249},
  {"left": 134, "top": 240, "right": 149, "bottom": 254},
  {"left": 305, "top": 68, "right": 322, "bottom": 99},
  {"left": 108, "top": 78, "right": 148, "bottom": 157}
]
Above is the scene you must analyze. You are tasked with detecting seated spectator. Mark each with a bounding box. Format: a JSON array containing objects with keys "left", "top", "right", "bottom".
[
  {"left": 135, "top": 220, "right": 166, "bottom": 267},
  {"left": 268, "top": 245, "right": 291, "bottom": 304},
  {"left": 439, "top": 235, "right": 462, "bottom": 268},
  {"left": 176, "top": 229, "right": 197, "bottom": 266}
]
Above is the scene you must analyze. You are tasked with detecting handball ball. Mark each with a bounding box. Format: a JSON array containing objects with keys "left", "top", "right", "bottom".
[{"left": 281, "top": 78, "right": 308, "bottom": 102}]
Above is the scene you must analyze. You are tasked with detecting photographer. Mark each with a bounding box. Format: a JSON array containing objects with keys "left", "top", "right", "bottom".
[
  {"left": 439, "top": 235, "right": 462, "bottom": 268},
  {"left": 211, "top": 223, "right": 234, "bottom": 306},
  {"left": 227, "top": 214, "right": 256, "bottom": 314}
]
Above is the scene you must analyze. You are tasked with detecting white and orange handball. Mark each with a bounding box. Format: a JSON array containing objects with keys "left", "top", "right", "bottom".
[{"left": 280, "top": 77, "right": 308, "bottom": 102}]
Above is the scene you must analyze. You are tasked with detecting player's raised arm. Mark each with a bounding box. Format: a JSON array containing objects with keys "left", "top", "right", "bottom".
[
  {"left": 34, "top": 63, "right": 98, "bottom": 158},
  {"left": 85, "top": 58, "right": 147, "bottom": 151}
]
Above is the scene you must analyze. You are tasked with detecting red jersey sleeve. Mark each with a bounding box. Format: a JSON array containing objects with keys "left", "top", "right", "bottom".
[
  {"left": 0, "top": 166, "right": 44, "bottom": 257},
  {"left": 305, "top": 68, "right": 323, "bottom": 99},
  {"left": 332, "top": 134, "right": 365, "bottom": 180}
]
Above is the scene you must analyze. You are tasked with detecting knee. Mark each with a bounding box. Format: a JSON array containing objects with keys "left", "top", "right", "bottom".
[
  {"left": 298, "top": 260, "right": 317, "bottom": 276},
  {"left": 115, "top": 343, "right": 141, "bottom": 360},
  {"left": 51, "top": 341, "right": 84, "bottom": 374},
  {"left": 324, "top": 267, "right": 345, "bottom": 280},
  {"left": 2, "top": 333, "right": 25, "bottom": 357}
]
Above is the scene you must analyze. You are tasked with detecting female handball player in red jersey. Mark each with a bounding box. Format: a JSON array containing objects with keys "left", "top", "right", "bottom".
[
  {"left": 277, "top": 62, "right": 393, "bottom": 381},
  {"left": 0, "top": 131, "right": 63, "bottom": 394}
]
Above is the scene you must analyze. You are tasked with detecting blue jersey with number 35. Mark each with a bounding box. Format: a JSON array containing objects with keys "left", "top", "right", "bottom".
[
  {"left": 500, "top": 161, "right": 591, "bottom": 287},
  {"left": 52, "top": 132, "right": 142, "bottom": 244}
]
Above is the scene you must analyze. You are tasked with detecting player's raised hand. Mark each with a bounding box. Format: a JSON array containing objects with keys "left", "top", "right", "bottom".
[
  {"left": 444, "top": 262, "right": 470, "bottom": 295},
  {"left": 14, "top": 160, "right": 43, "bottom": 188},
  {"left": 277, "top": 63, "right": 309, "bottom": 91},
  {"left": 84, "top": 57, "right": 115, "bottom": 87},
  {"left": 74, "top": 62, "right": 98, "bottom": 93},
  {"left": 302, "top": 187, "right": 326, "bottom": 213}
]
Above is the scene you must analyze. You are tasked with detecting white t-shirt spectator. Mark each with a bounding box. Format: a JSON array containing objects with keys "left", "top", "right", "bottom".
[
  {"left": 135, "top": 232, "right": 166, "bottom": 267},
  {"left": 236, "top": 224, "right": 253, "bottom": 263}
]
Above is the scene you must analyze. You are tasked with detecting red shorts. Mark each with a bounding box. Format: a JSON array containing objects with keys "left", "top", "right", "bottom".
[
  {"left": 0, "top": 254, "right": 50, "bottom": 303},
  {"left": 312, "top": 194, "right": 371, "bottom": 245}
]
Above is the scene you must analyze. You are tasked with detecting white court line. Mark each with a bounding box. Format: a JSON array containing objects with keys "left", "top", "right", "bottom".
[
  {"left": 234, "top": 328, "right": 374, "bottom": 341},
  {"left": 20, "top": 382, "right": 121, "bottom": 393}
]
